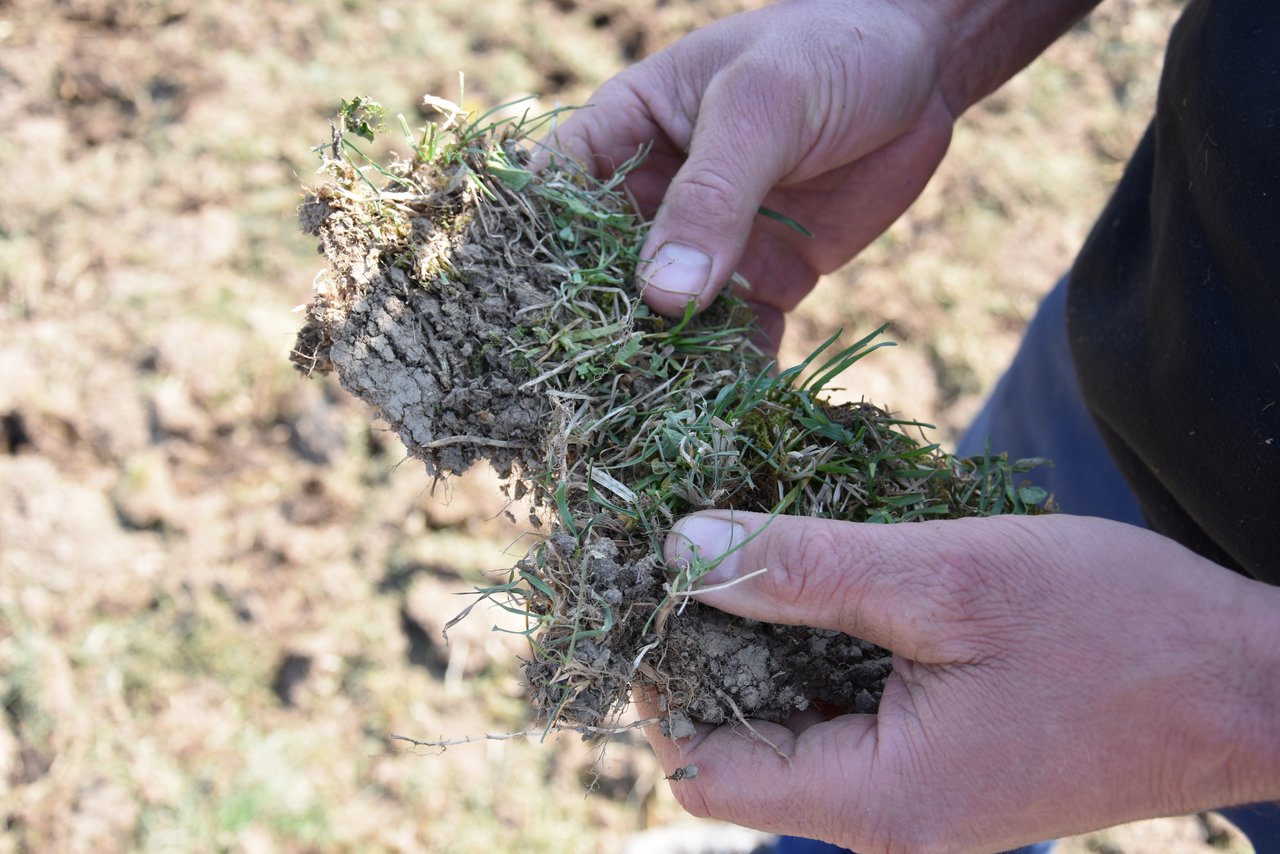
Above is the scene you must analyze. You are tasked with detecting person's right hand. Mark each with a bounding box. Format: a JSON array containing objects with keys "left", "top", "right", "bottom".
[
  {"left": 644, "top": 510, "right": 1280, "bottom": 851},
  {"left": 542, "top": 0, "right": 957, "bottom": 347}
]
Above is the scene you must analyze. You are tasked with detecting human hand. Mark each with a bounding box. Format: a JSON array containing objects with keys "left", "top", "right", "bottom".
[
  {"left": 542, "top": 0, "right": 956, "bottom": 346},
  {"left": 649, "top": 511, "right": 1280, "bottom": 853}
]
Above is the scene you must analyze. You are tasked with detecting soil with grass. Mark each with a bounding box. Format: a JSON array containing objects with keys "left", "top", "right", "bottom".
[{"left": 292, "top": 104, "right": 1049, "bottom": 736}]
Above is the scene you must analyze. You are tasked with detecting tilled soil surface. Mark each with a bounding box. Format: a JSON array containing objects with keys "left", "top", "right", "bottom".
[{"left": 2, "top": 1, "right": 1236, "bottom": 852}]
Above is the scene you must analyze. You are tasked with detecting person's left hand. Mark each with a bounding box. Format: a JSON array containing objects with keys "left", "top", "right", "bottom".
[
  {"left": 537, "top": 0, "right": 957, "bottom": 348},
  {"left": 645, "top": 510, "right": 1280, "bottom": 853}
]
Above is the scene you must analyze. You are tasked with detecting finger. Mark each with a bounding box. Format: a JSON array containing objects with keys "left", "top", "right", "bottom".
[
  {"left": 636, "top": 60, "right": 811, "bottom": 317},
  {"left": 644, "top": 709, "right": 882, "bottom": 846},
  {"left": 532, "top": 70, "right": 671, "bottom": 179},
  {"left": 664, "top": 510, "right": 1045, "bottom": 663}
]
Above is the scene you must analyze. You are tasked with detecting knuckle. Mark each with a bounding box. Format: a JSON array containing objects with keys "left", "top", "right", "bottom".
[
  {"left": 719, "top": 39, "right": 810, "bottom": 100},
  {"left": 765, "top": 522, "right": 854, "bottom": 620},
  {"left": 666, "top": 167, "right": 742, "bottom": 230},
  {"left": 912, "top": 518, "right": 1053, "bottom": 659},
  {"left": 922, "top": 545, "right": 993, "bottom": 623}
]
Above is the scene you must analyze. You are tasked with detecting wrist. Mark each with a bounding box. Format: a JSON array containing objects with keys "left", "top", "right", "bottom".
[{"left": 904, "top": 0, "right": 1101, "bottom": 115}]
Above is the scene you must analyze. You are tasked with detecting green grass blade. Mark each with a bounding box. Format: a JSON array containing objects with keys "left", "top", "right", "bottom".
[{"left": 757, "top": 206, "right": 814, "bottom": 238}]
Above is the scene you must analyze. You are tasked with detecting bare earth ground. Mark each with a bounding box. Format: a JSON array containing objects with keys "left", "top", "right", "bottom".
[{"left": 0, "top": 0, "right": 1255, "bottom": 852}]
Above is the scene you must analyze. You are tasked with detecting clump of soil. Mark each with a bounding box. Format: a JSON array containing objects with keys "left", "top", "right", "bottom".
[
  {"left": 292, "top": 152, "right": 556, "bottom": 480},
  {"left": 292, "top": 98, "right": 1048, "bottom": 733}
]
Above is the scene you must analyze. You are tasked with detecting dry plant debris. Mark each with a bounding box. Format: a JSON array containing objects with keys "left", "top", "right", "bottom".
[{"left": 291, "top": 95, "right": 1050, "bottom": 739}]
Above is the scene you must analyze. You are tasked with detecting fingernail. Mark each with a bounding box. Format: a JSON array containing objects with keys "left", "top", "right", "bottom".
[
  {"left": 668, "top": 515, "right": 745, "bottom": 585},
  {"left": 642, "top": 243, "right": 711, "bottom": 301}
]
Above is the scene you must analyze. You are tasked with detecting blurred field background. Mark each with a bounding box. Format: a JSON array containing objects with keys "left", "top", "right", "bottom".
[{"left": 0, "top": 0, "right": 1254, "bottom": 852}]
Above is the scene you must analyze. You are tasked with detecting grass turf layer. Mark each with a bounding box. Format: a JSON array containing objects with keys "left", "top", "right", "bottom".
[{"left": 292, "top": 96, "right": 1049, "bottom": 736}]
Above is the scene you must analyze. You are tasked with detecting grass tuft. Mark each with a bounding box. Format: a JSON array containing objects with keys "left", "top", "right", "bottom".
[{"left": 292, "top": 95, "right": 1052, "bottom": 737}]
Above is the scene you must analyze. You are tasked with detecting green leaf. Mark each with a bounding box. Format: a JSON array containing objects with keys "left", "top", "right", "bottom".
[
  {"left": 666, "top": 297, "right": 699, "bottom": 336},
  {"left": 492, "top": 624, "right": 541, "bottom": 637},
  {"left": 757, "top": 206, "right": 814, "bottom": 238},
  {"left": 776, "top": 329, "right": 842, "bottom": 386},
  {"left": 575, "top": 362, "right": 603, "bottom": 380},
  {"left": 899, "top": 504, "right": 949, "bottom": 522},
  {"left": 484, "top": 152, "right": 534, "bottom": 191},
  {"left": 340, "top": 96, "right": 387, "bottom": 142},
  {"left": 878, "top": 493, "right": 925, "bottom": 508},
  {"left": 519, "top": 570, "right": 559, "bottom": 604},
  {"left": 554, "top": 481, "right": 577, "bottom": 537},
  {"left": 564, "top": 321, "right": 623, "bottom": 343},
  {"left": 803, "top": 323, "right": 894, "bottom": 393},
  {"left": 795, "top": 415, "right": 855, "bottom": 445},
  {"left": 1018, "top": 485, "right": 1048, "bottom": 507},
  {"left": 613, "top": 335, "right": 642, "bottom": 365}
]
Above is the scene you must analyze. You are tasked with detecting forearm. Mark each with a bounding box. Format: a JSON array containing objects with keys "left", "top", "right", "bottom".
[{"left": 905, "top": 0, "right": 1103, "bottom": 115}]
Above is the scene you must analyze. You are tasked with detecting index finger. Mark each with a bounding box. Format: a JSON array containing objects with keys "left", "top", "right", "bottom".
[{"left": 532, "top": 68, "right": 679, "bottom": 179}]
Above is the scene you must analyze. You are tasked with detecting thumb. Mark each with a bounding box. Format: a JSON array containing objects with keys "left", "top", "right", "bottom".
[
  {"left": 638, "top": 66, "right": 807, "bottom": 316},
  {"left": 664, "top": 510, "right": 1031, "bottom": 663}
]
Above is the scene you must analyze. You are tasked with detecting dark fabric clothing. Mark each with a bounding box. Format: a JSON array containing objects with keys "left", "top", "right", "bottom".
[{"left": 1067, "top": 0, "right": 1280, "bottom": 584}]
